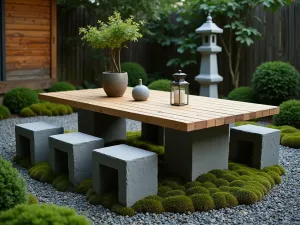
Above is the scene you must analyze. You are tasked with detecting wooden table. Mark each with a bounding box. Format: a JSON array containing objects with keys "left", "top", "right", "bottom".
[{"left": 39, "top": 88, "right": 279, "bottom": 181}]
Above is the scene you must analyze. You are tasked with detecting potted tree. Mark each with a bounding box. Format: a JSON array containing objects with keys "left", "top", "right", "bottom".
[{"left": 79, "top": 11, "right": 144, "bottom": 97}]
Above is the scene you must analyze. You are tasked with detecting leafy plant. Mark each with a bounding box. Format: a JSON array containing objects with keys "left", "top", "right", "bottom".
[
  {"left": 0, "top": 204, "right": 91, "bottom": 225},
  {"left": 48, "top": 82, "right": 76, "bottom": 92},
  {"left": 121, "top": 62, "right": 148, "bottom": 86},
  {"left": 80, "top": 11, "right": 144, "bottom": 73},
  {"left": 227, "top": 87, "right": 255, "bottom": 103},
  {"left": 3, "top": 88, "right": 39, "bottom": 114},
  {"left": 252, "top": 62, "right": 299, "bottom": 105},
  {"left": 273, "top": 100, "right": 300, "bottom": 128},
  {"left": 0, "top": 157, "right": 28, "bottom": 211},
  {"left": 148, "top": 79, "right": 171, "bottom": 92}
]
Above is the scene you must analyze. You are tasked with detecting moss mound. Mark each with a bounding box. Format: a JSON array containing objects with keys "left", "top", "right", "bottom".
[
  {"left": 3, "top": 87, "right": 39, "bottom": 113},
  {"left": 88, "top": 195, "right": 102, "bottom": 205},
  {"left": 196, "top": 173, "right": 217, "bottom": 183},
  {"left": 190, "top": 194, "right": 215, "bottom": 211},
  {"left": 243, "top": 185, "right": 263, "bottom": 200},
  {"left": 185, "top": 181, "right": 202, "bottom": 189},
  {"left": 208, "top": 188, "right": 221, "bottom": 195},
  {"left": 158, "top": 186, "right": 173, "bottom": 196},
  {"left": 144, "top": 195, "right": 163, "bottom": 202},
  {"left": 256, "top": 172, "right": 275, "bottom": 187},
  {"left": 211, "top": 192, "right": 227, "bottom": 209},
  {"left": 0, "top": 105, "right": 11, "bottom": 120},
  {"left": 186, "top": 186, "right": 209, "bottom": 196},
  {"left": 201, "top": 181, "right": 217, "bottom": 189},
  {"left": 227, "top": 87, "right": 255, "bottom": 103},
  {"left": 213, "top": 178, "right": 230, "bottom": 187},
  {"left": 208, "top": 169, "right": 228, "bottom": 178},
  {"left": 76, "top": 179, "right": 93, "bottom": 195},
  {"left": 232, "top": 189, "right": 258, "bottom": 205},
  {"left": 281, "top": 132, "right": 300, "bottom": 148},
  {"left": 99, "top": 192, "right": 118, "bottom": 209},
  {"left": 273, "top": 100, "right": 300, "bottom": 128},
  {"left": 163, "top": 195, "right": 194, "bottom": 213},
  {"left": 28, "top": 194, "right": 39, "bottom": 204},
  {"left": 221, "top": 174, "right": 239, "bottom": 182},
  {"left": 219, "top": 186, "right": 231, "bottom": 192},
  {"left": 0, "top": 157, "right": 28, "bottom": 211},
  {"left": 163, "top": 190, "right": 185, "bottom": 198},
  {"left": 230, "top": 180, "right": 246, "bottom": 188},
  {"left": 133, "top": 199, "right": 164, "bottom": 214},
  {"left": 148, "top": 79, "right": 171, "bottom": 92},
  {"left": 111, "top": 204, "right": 135, "bottom": 216},
  {"left": 49, "top": 81, "right": 76, "bottom": 92},
  {"left": 0, "top": 204, "right": 91, "bottom": 225},
  {"left": 267, "top": 171, "right": 282, "bottom": 184}
]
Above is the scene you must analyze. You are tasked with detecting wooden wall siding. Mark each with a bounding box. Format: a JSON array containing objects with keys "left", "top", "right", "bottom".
[
  {"left": 5, "top": 0, "right": 51, "bottom": 81},
  {"left": 57, "top": 4, "right": 300, "bottom": 95}
]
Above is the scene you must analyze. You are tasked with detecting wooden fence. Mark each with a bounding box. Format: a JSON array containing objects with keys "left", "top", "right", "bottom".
[{"left": 57, "top": 4, "right": 300, "bottom": 95}]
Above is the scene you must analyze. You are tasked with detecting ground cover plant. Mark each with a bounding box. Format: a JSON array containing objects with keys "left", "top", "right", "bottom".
[
  {"left": 0, "top": 204, "right": 91, "bottom": 225},
  {"left": 0, "top": 105, "right": 11, "bottom": 120},
  {"left": 48, "top": 81, "right": 76, "bottom": 92},
  {"left": 148, "top": 79, "right": 171, "bottom": 92}
]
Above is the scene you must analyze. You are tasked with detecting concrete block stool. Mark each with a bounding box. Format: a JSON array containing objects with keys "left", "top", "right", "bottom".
[
  {"left": 93, "top": 144, "right": 158, "bottom": 207},
  {"left": 229, "top": 124, "right": 280, "bottom": 169},
  {"left": 49, "top": 132, "right": 104, "bottom": 185},
  {"left": 15, "top": 122, "right": 63, "bottom": 165}
]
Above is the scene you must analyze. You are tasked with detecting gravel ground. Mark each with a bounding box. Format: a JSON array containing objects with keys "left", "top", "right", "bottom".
[{"left": 0, "top": 114, "right": 300, "bottom": 225}]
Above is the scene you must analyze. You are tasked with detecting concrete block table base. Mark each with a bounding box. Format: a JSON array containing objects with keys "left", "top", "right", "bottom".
[
  {"left": 93, "top": 144, "right": 158, "bottom": 207},
  {"left": 229, "top": 125, "right": 280, "bottom": 169},
  {"left": 164, "top": 125, "right": 229, "bottom": 181},
  {"left": 49, "top": 132, "right": 104, "bottom": 185},
  {"left": 141, "top": 123, "right": 165, "bottom": 145},
  {"left": 78, "top": 109, "right": 126, "bottom": 144},
  {"left": 15, "top": 122, "right": 63, "bottom": 165}
]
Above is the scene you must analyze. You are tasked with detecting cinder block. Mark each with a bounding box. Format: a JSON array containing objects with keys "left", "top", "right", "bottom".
[
  {"left": 15, "top": 122, "right": 64, "bottom": 165},
  {"left": 93, "top": 144, "right": 158, "bottom": 207},
  {"left": 49, "top": 132, "right": 104, "bottom": 185},
  {"left": 229, "top": 124, "right": 280, "bottom": 169},
  {"left": 141, "top": 123, "right": 165, "bottom": 145}
]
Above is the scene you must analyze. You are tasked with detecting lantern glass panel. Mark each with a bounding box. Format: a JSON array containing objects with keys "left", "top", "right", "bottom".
[{"left": 171, "top": 84, "right": 189, "bottom": 106}]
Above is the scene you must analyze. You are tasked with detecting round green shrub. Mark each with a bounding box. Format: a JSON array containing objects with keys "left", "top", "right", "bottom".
[
  {"left": 242, "top": 185, "right": 263, "bottom": 200},
  {"left": 121, "top": 62, "right": 148, "bottom": 87},
  {"left": 230, "top": 180, "right": 246, "bottom": 188},
  {"left": 252, "top": 61, "right": 300, "bottom": 105},
  {"left": 280, "top": 127, "right": 299, "bottom": 134},
  {"left": 158, "top": 186, "right": 173, "bottom": 196},
  {"left": 111, "top": 204, "right": 135, "bottom": 216},
  {"left": 28, "top": 194, "right": 39, "bottom": 204},
  {"left": 274, "top": 165, "right": 286, "bottom": 175},
  {"left": 256, "top": 172, "right": 275, "bottom": 187},
  {"left": 236, "top": 169, "right": 254, "bottom": 176},
  {"left": 190, "top": 194, "right": 214, "bottom": 211},
  {"left": 223, "top": 192, "right": 239, "bottom": 208},
  {"left": 247, "top": 181, "right": 267, "bottom": 195},
  {"left": 144, "top": 195, "right": 163, "bottom": 202},
  {"left": 0, "top": 204, "right": 91, "bottom": 225},
  {"left": 208, "top": 169, "right": 227, "bottom": 178},
  {"left": 222, "top": 174, "right": 239, "bottom": 182},
  {"left": 163, "top": 195, "right": 194, "bottom": 213},
  {"left": 227, "top": 87, "right": 255, "bottom": 102},
  {"left": 148, "top": 79, "right": 171, "bottom": 92},
  {"left": 201, "top": 181, "right": 217, "bottom": 189},
  {"left": 76, "top": 179, "right": 93, "bottom": 195},
  {"left": 252, "top": 176, "right": 271, "bottom": 191},
  {"left": 238, "top": 175, "right": 254, "bottom": 182},
  {"left": 228, "top": 163, "right": 244, "bottom": 171},
  {"left": 0, "top": 105, "right": 11, "bottom": 120},
  {"left": 267, "top": 171, "right": 282, "bottom": 184},
  {"left": 20, "top": 107, "right": 37, "bottom": 117},
  {"left": 163, "top": 190, "right": 185, "bottom": 197},
  {"left": 228, "top": 170, "right": 241, "bottom": 177},
  {"left": 186, "top": 186, "right": 209, "bottom": 196},
  {"left": 163, "top": 177, "right": 184, "bottom": 185},
  {"left": 133, "top": 199, "right": 164, "bottom": 214},
  {"left": 196, "top": 173, "right": 217, "bottom": 183},
  {"left": 281, "top": 132, "right": 300, "bottom": 148},
  {"left": 48, "top": 82, "right": 76, "bottom": 92},
  {"left": 161, "top": 180, "right": 180, "bottom": 190},
  {"left": 3, "top": 87, "right": 39, "bottom": 113},
  {"left": 274, "top": 100, "right": 300, "bottom": 128},
  {"left": 213, "top": 178, "right": 230, "bottom": 187},
  {"left": 99, "top": 192, "right": 118, "bottom": 209},
  {"left": 262, "top": 166, "right": 281, "bottom": 175},
  {"left": 0, "top": 157, "right": 28, "bottom": 211},
  {"left": 219, "top": 186, "right": 231, "bottom": 192},
  {"left": 208, "top": 188, "right": 221, "bottom": 195},
  {"left": 232, "top": 189, "right": 258, "bottom": 205},
  {"left": 185, "top": 181, "right": 202, "bottom": 189},
  {"left": 211, "top": 192, "right": 227, "bottom": 209}
]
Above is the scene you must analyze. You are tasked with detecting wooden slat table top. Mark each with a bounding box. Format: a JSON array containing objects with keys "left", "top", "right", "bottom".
[{"left": 39, "top": 88, "right": 279, "bottom": 132}]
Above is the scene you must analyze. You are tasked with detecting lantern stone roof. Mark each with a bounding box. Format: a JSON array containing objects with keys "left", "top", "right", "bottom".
[{"left": 195, "top": 14, "right": 223, "bottom": 34}]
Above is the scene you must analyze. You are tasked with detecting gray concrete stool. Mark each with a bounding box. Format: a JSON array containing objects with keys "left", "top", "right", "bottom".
[
  {"left": 229, "top": 124, "right": 280, "bottom": 169},
  {"left": 49, "top": 132, "right": 104, "bottom": 185},
  {"left": 15, "top": 122, "right": 63, "bottom": 165},
  {"left": 92, "top": 144, "right": 158, "bottom": 207}
]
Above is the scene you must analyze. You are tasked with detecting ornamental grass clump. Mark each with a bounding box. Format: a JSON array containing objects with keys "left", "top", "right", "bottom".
[
  {"left": 80, "top": 11, "right": 144, "bottom": 73},
  {"left": 0, "top": 204, "right": 91, "bottom": 225},
  {"left": 0, "top": 157, "right": 28, "bottom": 211}
]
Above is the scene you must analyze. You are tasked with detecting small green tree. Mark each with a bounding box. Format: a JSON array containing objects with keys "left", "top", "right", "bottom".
[
  {"left": 198, "top": 0, "right": 293, "bottom": 88},
  {"left": 79, "top": 11, "right": 144, "bottom": 73}
]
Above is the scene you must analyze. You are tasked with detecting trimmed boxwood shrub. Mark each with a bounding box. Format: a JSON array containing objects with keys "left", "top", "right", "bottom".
[
  {"left": 0, "top": 157, "right": 28, "bottom": 211},
  {"left": 227, "top": 87, "right": 255, "bottom": 103},
  {"left": 121, "top": 62, "right": 148, "bottom": 87},
  {"left": 48, "top": 81, "right": 76, "bottom": 92},
  {"left": 190, "top": 194, "right": 214, "bottom": 211},
  {"left": 133, "top": 198, "right": 164, "bottom": 214},
  {"left": 3, "top": 87, "right": 39, "bottom": 113},
  {"left": 0, "top": 204, "right": 91, "bottom": 225},
  {"left": 148, "top": 79, "right": 171, "bottom": 92},
  {"left": 163, "top": 195, "right": 194, "bottom": 213},
  {"left": 273, "top": 100, "right": 300, "bottom": 128},
  {"left": 0, "top": 105, "right": 11, "bottom": 120},
  {"left": 252, "top": 61, "right": 300, "bottom": 105},
  {"left": 111, "top": 204, "right": 135, "bottom": 216}
]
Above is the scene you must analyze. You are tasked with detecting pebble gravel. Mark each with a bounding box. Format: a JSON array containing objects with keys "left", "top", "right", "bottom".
[{"left": 0, "top": 113, "right": 299, "bottom": 225}]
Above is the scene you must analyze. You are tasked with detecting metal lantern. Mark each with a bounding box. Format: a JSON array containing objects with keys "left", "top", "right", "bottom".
[{"left": 170, "top": 70, "right": 189, "bottom": 106}]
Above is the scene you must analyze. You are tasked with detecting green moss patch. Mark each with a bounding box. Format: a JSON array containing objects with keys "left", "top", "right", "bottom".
[
  {"left": 133, "top": 198, "right": 164, "bottom": 214},
  {"left": 163, "top": 195, "right": 194, "bottom": 213},
  {"left": 112, "top": 204, "right": 135, "bottom": 216},
  {"left": 28, "top": 193, "right": 39, "bottom": 204},
  {"left": 76, "top": 179, "right": 93, "bottom": 195},
  {"left": 190, "top": 194, "right": 214, "bottom": 211}
]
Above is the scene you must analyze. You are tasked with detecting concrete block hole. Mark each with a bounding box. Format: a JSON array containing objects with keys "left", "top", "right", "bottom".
[
  {"left": 19, "top": 135, "right": 31, "bottom": 164},
  {"left": 235, "top": 140, "right": 254, "bottom": 167},
  {"left": 54, "top": 148, "right": 69, "bottom": 176},
  {"left": 99, "top": 164, "right": 118, "bottom": 194}
]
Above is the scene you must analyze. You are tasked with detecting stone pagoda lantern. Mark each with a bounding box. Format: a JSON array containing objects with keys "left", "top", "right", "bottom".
[{"left": 195, "top": 14, "right": 223, "bottom": 98}]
